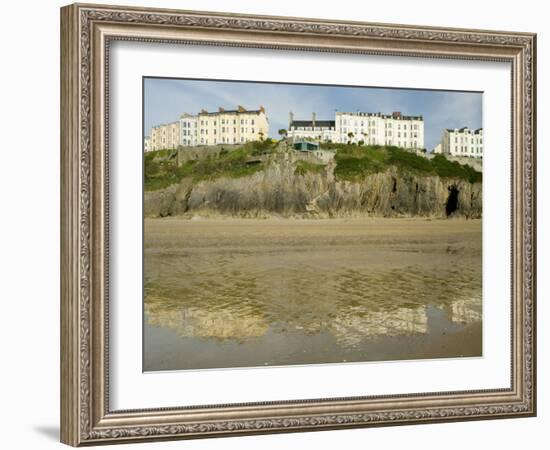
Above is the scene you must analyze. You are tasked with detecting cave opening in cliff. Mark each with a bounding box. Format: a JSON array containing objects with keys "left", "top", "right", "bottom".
[{"left": 446, "top": 186, "right": 459, "bottom": 216}]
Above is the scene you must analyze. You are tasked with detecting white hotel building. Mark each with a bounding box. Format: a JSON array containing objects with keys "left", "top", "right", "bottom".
[
  {"left": 335, "top": 111, "right": 424, "bottom": 149},
  {"left": 287, "top": 111, "right": 424, "bottom": 149},
  {"left": 439, "top": 127, "right": 483, "bottom": 158}
]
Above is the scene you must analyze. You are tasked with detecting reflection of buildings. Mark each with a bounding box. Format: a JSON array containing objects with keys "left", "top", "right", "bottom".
[
  {"left": 448, "top": 298, "right": 482, "bottom": 324},
  {"left": 329, "top": 306, "right": 428, "bottom": 347},
  {"left": 145, "top": 304, "right": 269, "bottom": 340}
]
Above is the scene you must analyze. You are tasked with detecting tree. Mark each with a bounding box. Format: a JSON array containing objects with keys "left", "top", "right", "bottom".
[
  {"left": 258, "top": 131, "right": 265, "bottom": 141},
  {"left": 347, "top": 131, "right": 354, "bottom": 144},
  {"left": 278, "top": 128, "right": 287, "bottom": 138}
]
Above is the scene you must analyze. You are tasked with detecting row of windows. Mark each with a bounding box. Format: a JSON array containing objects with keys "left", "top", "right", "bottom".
[
  {"left": 198, "top": 136, "right": 247, "bottom": 145},
  {"left": 199, "top": 128, "right": 256, "bottom": 135},
  {"left": 292, "top": 127, "right": 335, "bottom": 131},
  {"left": 197, "top": 119, "right": 256, "bottom": 126},
  {"left": 453, "top": 146, "right": 483, "bottom": 154},
  {"left": 339, "top": 119, "right": 420, "bottom": 130},
  {"left": 340, "top": 128, "right": 420, "bottom": 137},
  {"left": 384, "top": 140, "right": 419, "bottom": 148},
  {"left": 454, "top": 137, "right": 483, "bottom": 144}
]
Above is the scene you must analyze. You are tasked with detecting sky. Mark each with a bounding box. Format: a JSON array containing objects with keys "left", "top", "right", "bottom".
[{"left": 143, "top": 77, "right": 482, "bottom": 151}]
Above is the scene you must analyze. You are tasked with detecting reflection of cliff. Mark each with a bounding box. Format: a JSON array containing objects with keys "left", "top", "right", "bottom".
[{"left": 145, "top": 304, "right": 269, "bottom": 341}]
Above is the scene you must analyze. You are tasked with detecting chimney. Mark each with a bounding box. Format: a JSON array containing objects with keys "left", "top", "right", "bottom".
[
  {"left": 289, "top": 111, "right": 294, "bottom": 127},
  {"left": 259, "top": 105, "right": 265, "bottom": 113},
  {"left": 218, "top": 106, "right": 225, "bottom": 113},
  {"left": 237, "top": 105, "right": 246, "bottom": 112},
  {"left": 392, "top": 111, "right": 401, "bottom": 119},
  {"left": 312, "top": 112, "right": 316, "bottom": 128}
]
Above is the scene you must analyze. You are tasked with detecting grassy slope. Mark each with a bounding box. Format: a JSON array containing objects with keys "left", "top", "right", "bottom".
[
  {"left": 329, "top": 144, "right": 482, "bottom": 184},
  {"left": 145, "top": 142, "right": 482, "bottom": 191},
  {"left": 144, "top": 140, "right": 277, "bottom": 191}
]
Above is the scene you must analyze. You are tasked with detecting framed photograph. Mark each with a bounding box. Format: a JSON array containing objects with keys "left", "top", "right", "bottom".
[{"left": 60, "top": 3, "right": 536, "bottom": 446}]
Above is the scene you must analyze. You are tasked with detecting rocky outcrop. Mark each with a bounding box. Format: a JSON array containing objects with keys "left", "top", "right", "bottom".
[{"left": 144, "top": 155, "right": 482, "bottom": 219}]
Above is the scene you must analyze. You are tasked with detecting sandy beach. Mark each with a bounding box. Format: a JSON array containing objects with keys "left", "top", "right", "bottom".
[{"left": 143, "top": 217, "right": 482, "bottom": 371}]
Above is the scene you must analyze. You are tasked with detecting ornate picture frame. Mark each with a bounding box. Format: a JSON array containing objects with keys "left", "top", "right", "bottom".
[{"left": 60, "top": 3, "right": 536, "bottom": 446}]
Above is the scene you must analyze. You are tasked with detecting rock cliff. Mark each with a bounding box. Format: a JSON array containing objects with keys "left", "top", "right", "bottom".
[{"left": 144, "top": 152, "right": 481, "bottom": 219}]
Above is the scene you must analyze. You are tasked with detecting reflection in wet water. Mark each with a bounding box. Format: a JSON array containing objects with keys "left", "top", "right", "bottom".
[{"left": 143, "top": 218, "right": 482, "bottom": 371}]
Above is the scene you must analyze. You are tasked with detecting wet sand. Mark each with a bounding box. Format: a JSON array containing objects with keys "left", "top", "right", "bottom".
[{"left": 143, "top": 217, "right": 482, "bottom": 371}]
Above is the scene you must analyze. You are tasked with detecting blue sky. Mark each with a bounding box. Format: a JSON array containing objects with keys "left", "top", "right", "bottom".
[{"left": 144, "top": 78, "right": 482, "bottom": 151}]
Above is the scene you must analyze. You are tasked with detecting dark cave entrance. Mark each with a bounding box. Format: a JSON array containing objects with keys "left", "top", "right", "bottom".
[{"left": 446, "top": 186, "right": 459, "bottom": 217}]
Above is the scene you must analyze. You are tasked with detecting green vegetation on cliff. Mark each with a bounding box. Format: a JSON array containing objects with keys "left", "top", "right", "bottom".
[
  {"left": 145, "top": 140, "right": 277, "bottom": 191},
  {"left": 145, "top": 141, "right": 481, "bottom": 192},
  {"left": 329, "top": 144, "right": 481, "bottom": 184}
]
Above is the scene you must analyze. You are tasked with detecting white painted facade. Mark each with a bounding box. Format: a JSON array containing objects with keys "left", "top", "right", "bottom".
[
  {"left": 440, "top": 127, "right": 483, "bottom": 158},
  {"left": 287, "top": 112, "right": 337, "bottom": 142},
  {"left": 144, "top": 136, "right": 151, "bottom": 152},
  {"left": 335, "top": 111, "right": 425, "bottom": 149},
  {"left": 179, "top": 113, "right": 198, "bottom": 147},
  {"left": 287, "top": 111, "right": 424, "bottom": 149}
]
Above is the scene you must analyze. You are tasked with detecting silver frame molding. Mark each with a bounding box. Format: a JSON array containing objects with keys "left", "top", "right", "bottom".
[{"left": 60, "top": 3, "right": 536, "bottom": 446}]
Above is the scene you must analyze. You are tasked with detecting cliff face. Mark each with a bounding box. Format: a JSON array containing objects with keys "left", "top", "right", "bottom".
[{"left": 144, "top": 155, "right": 482, "bottom": 219}]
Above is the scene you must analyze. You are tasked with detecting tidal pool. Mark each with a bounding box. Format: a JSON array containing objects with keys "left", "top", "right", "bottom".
[{"left": 143, "top": 217, "right": 482, "bottom": 371}]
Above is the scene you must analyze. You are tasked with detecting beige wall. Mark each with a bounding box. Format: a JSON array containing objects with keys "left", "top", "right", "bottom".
[
  {"left": 197, "top": 109, "right": 269, "bottom": 145},
  {"left": 150, "top": 122, "right": 180, "bottom": 151}
]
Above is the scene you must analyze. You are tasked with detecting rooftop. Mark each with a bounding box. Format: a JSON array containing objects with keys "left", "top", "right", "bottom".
[
  {"left": 446, "top": 127, "right": 483, "bottom": 134},
  {"left": 336, "top": 111, "right": 423, "bottom": 121},
  {"left": 290, "top": 120, "right": 336, "bottom": 128}
]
